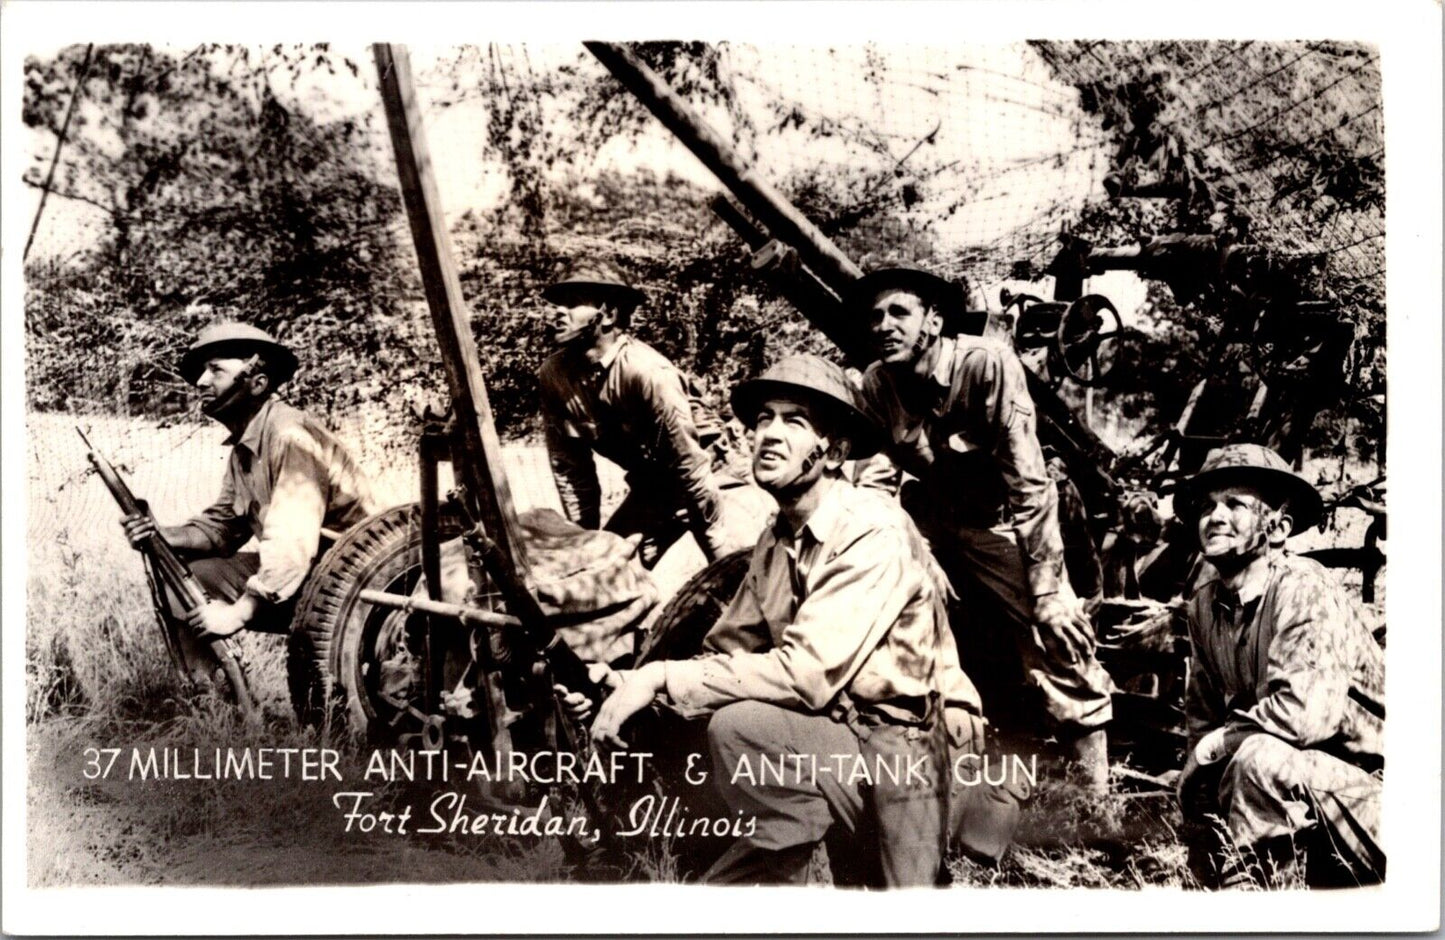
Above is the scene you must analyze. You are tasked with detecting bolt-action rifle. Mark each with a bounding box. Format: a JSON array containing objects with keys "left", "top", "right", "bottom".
[{"left": 77, "top": 427, "right": 256, "bottom": 716}]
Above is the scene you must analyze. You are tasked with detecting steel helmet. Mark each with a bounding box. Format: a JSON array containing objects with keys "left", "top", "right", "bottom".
[
  {"left": 1174, "top": 443, "right": 1323, "bottom": 536},
  {"left": 730, "top": 354, "right": 882, "bottom": 459},
  {"left": 843, "top": 267, "right": 970, "bottom": 337},
  {"left": 542, "top": 262, "right": 646, "bottom": 311},
  {"left": 178, "top": 322, "right": 298, "bottom": 386}
]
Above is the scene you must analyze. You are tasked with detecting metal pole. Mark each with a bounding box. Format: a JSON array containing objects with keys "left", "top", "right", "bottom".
[{"left": 359, "top": 589, "right": 522, "bottom": 629}]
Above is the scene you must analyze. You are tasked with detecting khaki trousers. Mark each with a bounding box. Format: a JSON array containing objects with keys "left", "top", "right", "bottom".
[
  {"left": 702, "top": 700, "right": 948, "bottom": 887},
  {"left": 929, "top": 525, "right": 1113, "bottom": 732}
]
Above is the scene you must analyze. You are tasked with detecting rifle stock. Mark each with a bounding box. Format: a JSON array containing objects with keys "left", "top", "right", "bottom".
[{"left": 77, "top": 428, "right": 255, "bottom": 715}]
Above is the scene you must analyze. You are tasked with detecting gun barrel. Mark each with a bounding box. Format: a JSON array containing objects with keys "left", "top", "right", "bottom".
[
  {"left": 586, "top": 42, "right": 862, "bottom": 295},
  {"left": 709, "top": 195, "right": 870, "bottom": 364},
  {"left": 1088, "top": 246, "right": 1145, "bottom": 270},
  {"left": 593, "top": 45, "right": 1121, "bottom": 510}
]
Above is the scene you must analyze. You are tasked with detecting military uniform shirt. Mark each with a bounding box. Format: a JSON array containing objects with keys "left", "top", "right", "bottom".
[
  {"left": 859, "top": 335, "right": 1065, "bottom": 598},
  {"left": 538, "top": 334, "right": 721, "bottom": 531},
  {"left": 180, "top": 397, "right": 376, "bottom": 604},
  {"left": 1185, "top": 551, "right": 1384, "bottom": 770},
  {"left": 663, "top": 482, "right": 982, "bottom": 719}
]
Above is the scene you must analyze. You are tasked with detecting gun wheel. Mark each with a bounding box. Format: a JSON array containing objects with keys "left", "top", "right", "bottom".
[
  {"left": 636, "top": 548, "right": 752, "bottom": 665},
  {"left": 288, "top": 502, "right": 488, "bottom": 739},
  {"left": 1053, "top": 294, "right": 1123, "bottom": 387}
]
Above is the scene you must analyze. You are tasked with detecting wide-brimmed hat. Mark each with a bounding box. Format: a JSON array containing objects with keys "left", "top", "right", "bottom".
[
  {"left": 179, "top": 322, "right": 298, "bottom": 386},
  {"left": 730, "top": 354, "right": 882, "bottom": 459},
  {"left": 843, "top": 267, "right": 970, "bottom": 336},
  {"left": 1174, "top": 443, "right": 1323, "bottom": 535},
  {"left": 542, "top": 263, "right": 646, "bottom": 310}
]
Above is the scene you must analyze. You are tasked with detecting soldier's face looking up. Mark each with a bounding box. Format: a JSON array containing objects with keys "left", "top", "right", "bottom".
[
  {"left": 548, "top": 300, "right": 608, "bottom": 345},
  {"left": 750, "top": 397, "right": 831, "bottom": 495},
  {"left": 196, "top": 356, "right": 257, "bottom": 418},
  {"left": 1196, "top": 484, "right": 1281, "bottom": 564},
  {"left": 868, "top": 289, "right": 940, "bottom": 366}
]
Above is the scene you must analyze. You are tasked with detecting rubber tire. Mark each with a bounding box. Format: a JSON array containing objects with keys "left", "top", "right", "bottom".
[
  {"left": 287, "top": 502, "right": 467, "bottom": 734},
  {"left": 636, "top": 548, "right": 752, "bottom": 665}
]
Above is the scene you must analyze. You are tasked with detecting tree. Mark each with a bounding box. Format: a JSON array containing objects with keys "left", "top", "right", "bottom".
[{"left": 23, "top": 43, "right": 419, "bottom": 421}]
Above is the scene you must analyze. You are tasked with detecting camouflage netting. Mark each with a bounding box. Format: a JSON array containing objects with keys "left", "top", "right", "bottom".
[
  {"left": 25, "top": 42, "right": 1387, "bottom": 524},
  {"left": 1027, "top": 40, "right": 1382, "bottom": 286}
]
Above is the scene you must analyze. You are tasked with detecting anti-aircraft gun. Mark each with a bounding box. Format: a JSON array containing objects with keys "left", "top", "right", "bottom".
[
  {"left": 1044, "top": 231, "right": 1355, "bottom": 467},
  {"left": 1038, "top": 230, "right": 1382, "bottom": 601},
  {"left": 584, "top": 42, "right": 1125, "bottom": 521},
  {"left": 583, "top": 43, "right": 1384, "bottom": 768}
]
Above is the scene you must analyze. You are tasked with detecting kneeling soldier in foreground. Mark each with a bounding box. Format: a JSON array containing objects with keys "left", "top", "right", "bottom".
[
  {"left": 120, "top": 323, "right": 376, "bottom": 662},
  {"left": 1175, "top": 444, "right": 1384, "bottom": 888},
  {"left": 586, "top": 354, "right": 987, "bottom": 886}
]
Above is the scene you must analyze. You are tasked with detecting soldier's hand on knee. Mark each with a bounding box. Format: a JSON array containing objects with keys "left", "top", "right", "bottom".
[
  {"left": 1032, "top": 593, "right": 1094, "bottom": 665},
  {"left": 945, "top": 705, "right": 988, "bottom": 754},
  {"left": 187, "top": 598, "right": 250, "bottom": 639},
  {"left": 590, "top": 661, "right": 666, "bottom": 751}
]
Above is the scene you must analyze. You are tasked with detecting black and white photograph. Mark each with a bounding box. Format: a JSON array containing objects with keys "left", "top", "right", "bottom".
[{"left": 3, "top": 2, "right": 1439, "bottom": 934}]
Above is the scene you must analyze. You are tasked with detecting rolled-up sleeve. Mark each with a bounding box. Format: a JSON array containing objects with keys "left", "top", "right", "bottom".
[
  {"left": 245, "top": 427, "right": 329, "bottom": 604},
  {"left": 664, "top": 525, "right": 909, "bottom": 716},
  {"left": 980, "top": 350, "right": 1065, "bottom": 597}
]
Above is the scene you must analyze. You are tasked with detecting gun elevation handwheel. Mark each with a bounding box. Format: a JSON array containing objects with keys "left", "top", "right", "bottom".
[{"left": 1054, "top": 294, "right": 1123, "bottom": 387}]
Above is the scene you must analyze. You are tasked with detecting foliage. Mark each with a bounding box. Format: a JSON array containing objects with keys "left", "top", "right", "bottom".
[
  {"left": 23, "top": 43, "right": 420, "bottom": 422},
  {"left": 1030, "top": 41, "right": 1385, "bottom": 461},
  {"left": 24, "top": 41, "right": 1387, "bottom": 466}
]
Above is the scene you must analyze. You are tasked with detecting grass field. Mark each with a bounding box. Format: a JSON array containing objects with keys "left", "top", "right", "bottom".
[{"left": 23, "top": 410, "right": 1381, "bottom": 889}]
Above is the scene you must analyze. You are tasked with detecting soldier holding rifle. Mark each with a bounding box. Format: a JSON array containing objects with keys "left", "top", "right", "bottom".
[
  {"left": 848, "top": 268, "right": 1114, "bottom": 792},
  {"left": 119, "top": 323, "right": 375, "bottom": 656},
  {"left": 536, "top": 263, "right": 757, "bottom": 569},
  {"left": 1175, "top": 444, "right": 1384, "bottom": 887}
]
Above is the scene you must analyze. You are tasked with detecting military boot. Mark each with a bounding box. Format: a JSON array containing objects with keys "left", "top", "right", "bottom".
[{"left": 1061, "top": 727, "right": 1110, "bottom": 795}]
